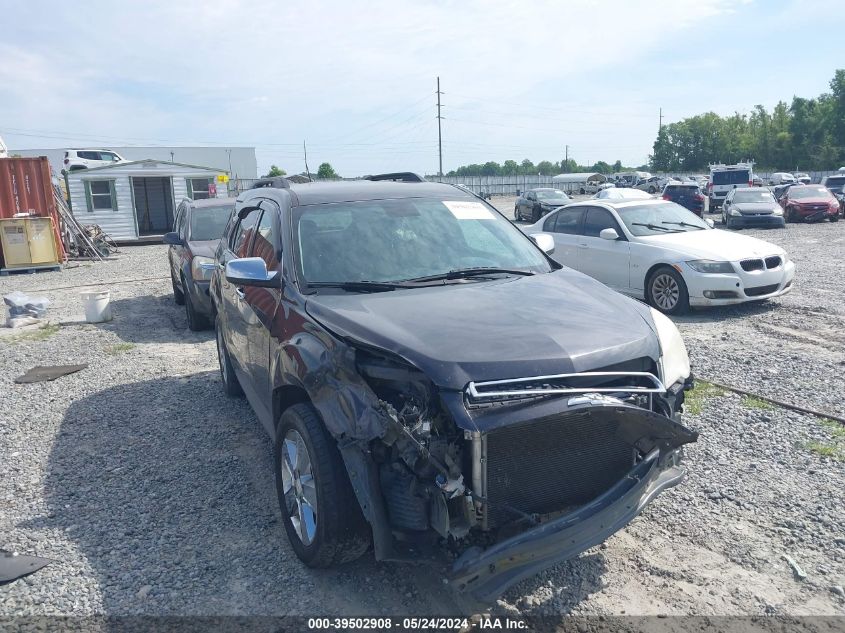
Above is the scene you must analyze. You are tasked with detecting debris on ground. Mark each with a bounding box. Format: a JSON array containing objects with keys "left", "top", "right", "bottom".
[
  {"left": 782, "top": 554, "right": 807, "bottom": 582},
  {"left": 4, "top": 291, "right": 50, "bottom": 328},
  {"left": 15, "top": 364, "right": 88, "bottom": 384},
  {"left": 0, "top": 550, "right": 54, "bottom": 585}
]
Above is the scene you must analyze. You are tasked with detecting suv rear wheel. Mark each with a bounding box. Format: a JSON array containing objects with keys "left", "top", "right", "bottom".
[{"left": 274, "top": 403, "right": 371, "bottom": 567}]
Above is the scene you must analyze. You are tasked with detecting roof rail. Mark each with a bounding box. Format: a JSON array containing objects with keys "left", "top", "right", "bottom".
[
  {"left": 362, "top": 172, "right": 425, "bottom": 183},
  {"left": 251, "top": 176, "right": 291, "bottom": 189}
]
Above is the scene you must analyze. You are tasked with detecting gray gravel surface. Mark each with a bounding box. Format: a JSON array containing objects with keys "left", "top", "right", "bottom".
[{"left": 2, "top": 210, "right": 844, "bottom": 617}]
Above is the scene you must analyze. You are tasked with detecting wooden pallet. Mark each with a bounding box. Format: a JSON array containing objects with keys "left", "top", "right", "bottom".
[{"left": 0, "top": 264, "right": 62, "bottom": 276}]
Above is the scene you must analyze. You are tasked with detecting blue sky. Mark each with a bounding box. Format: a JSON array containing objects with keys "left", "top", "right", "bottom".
[{"left": 1, "top": 0, "right": 841, "bottom": 176}]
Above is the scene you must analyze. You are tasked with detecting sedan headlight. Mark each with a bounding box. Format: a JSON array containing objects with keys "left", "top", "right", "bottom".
[
  {"left": 191, "top": 256, "right": 216, "bottom": 281},
  {"left": 728, "top": 208, "right": 741, "bottom": 216},
  {"left": 650, "top": 308, "right": 691, "bottom": 388},
  {"left": 686, "top": 260, "right": 734, "bottom": 274},
  {"left": 772, "top": 207, "right": 783, "bottom": 216}
]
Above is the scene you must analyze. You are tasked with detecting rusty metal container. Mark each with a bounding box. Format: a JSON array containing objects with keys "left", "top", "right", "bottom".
[{"left": 0, "top": 157, "right": 66, "bottom": 260}]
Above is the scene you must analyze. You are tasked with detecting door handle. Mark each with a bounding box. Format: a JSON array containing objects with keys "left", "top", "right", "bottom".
[
  {"left": 577, "top": 243, "right": 589, "bottom": 248},
  {"left": 235, "top": 287, "right": 245, "bottom": 300}
]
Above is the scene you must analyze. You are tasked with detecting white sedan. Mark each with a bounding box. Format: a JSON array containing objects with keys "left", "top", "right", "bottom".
[{"left": 523, "top": 198, "right": 795, "bottom": 314}]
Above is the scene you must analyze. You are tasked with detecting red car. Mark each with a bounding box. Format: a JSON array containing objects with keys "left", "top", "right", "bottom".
[{"left": 779, "top": 184, "right": 841, "bottom": 223}]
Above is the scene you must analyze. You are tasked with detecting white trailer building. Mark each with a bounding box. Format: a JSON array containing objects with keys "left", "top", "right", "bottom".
[{"left": 66, "top": 159, "right": 228, "bottom": 241}]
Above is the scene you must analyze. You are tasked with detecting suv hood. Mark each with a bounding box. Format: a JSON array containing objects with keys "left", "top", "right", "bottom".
[
  {"left": 642, "top": 228, "right": 784, "bottom": 261},
  {"left": 305, "top": 269, "right": 660, "bottom": 390},
  {"left": 186, "top": 239, "right": 220, "bottom": 259}
]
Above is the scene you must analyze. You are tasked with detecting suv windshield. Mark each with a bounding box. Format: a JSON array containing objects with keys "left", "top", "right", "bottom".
[
  {"left": 732, "top": 190, "right": 775, "bottom": 203},
  {"left": 536, "top": 190, "right": 568, "bottom": 200},
  {"left": 294, "top": 198, "right": 551, "bottom": 285},
  {"left": 712, "top": 170, "right": 750, "bottom": 185},
  {"left": 790, "top": 186, "right": 833, "bottom": 200},
  {"left": 189, "top": 206, "right": 233, "bottom": 241},
  {"left": 617, "top": 202, "right": 710, "bottom": 236}
]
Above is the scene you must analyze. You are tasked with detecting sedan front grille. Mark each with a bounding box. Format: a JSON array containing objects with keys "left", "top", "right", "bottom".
[
  {"left": 740, "top": 258, "right": 765, "bottom": 272},
  {"left": 764, "top": 255, "right": 782, "bottom": 269},
  {"left": 484, "top": 410, "right": 635, "bottom": 529},
  {"left": 745, "top": 284, "right": 779, "bottom": 297}
]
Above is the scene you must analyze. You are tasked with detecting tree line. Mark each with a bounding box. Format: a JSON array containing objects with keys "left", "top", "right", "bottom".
[
  {"left": 444, "top": 158, "right": 645, "bottom": 178},
  {"left": 651, "top": 69, "right": 845, "bottom": 172}
]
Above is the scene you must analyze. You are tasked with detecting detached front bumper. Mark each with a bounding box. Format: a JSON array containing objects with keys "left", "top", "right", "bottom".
[{"left": 448, "top": 450, "right": 684, "bottom": 601}]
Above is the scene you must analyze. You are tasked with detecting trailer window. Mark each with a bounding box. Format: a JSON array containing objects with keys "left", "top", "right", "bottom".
[{"left": 711, "top": 170, "right": 750, "bottom": 185}]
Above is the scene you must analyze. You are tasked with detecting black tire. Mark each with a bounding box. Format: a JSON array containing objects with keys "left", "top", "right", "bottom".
[
  {"left": 787, "top": 207, "right": 799, "bottom": 223},
  {"left": 646, "top": 266, "right": 690, "bottom": 315},
  {"left": 171, "top": 271, "right": 185, "bottom": 305},
  {"left": 531, "top": 206, "right": 540, "bottom": 223},
  {"left": 648, "top": 186, "right": 656, "bottom": 194},
  {"left": 185, "top": 285, "right": 210, "bottom": 331},
  {"left": 216, "top": 315, "right": 243, "bottom": 397},
  {"left": 830, "top": 215, "right": 839, "bottom": 222},
  {"left": 580, "top": 188, "right": 586, "bottom": 195},
  {"left": 514, "top": 206, "right": 520, "bottom": 221},
  {"left": 275, "top": 403, "right": 371, "bottom": 568}
]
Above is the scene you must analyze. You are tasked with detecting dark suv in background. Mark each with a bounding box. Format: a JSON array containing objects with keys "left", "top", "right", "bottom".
[
  {"left": 662, "top": 182, "right": 705, "bottom": 217},
  {"left": 164, "top": 197, "right": 235, "bottom": 330},
  {"left": 210, "top": 173, "right": 696, "bottom": 601}
]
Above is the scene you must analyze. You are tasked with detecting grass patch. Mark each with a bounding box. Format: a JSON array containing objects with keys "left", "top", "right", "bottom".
[
  {"left": 4, "top": 323, "right": 60, "bottom": 343},
  {"left": 803, "top": 418, "right": 845, "bottom": 460},
  {"left": 105, "top": 342, "right": 136, "bottom": 355},
  {"left": 741, "top": 395, "right": 775, "bottom": 411},
  {"left": 804, "top": 441, "right": 844, "bottom": 460},
  {"left": 684, "top": 379, "right": 728, "bottom": 416}
]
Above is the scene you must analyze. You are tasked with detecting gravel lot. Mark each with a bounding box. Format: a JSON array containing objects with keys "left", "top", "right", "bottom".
[{"left": 1, "top": 200, "right": 844, "bottom": 617}]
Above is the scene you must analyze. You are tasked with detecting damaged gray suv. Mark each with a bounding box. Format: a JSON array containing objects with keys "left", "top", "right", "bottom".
[{"left": 210, "top": 173, "right": 697, "bottom": 601}]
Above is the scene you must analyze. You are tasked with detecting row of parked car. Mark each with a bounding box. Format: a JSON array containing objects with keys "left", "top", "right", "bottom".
[{"left": 161, "top": 173, "right": 698, "bottom": 601}]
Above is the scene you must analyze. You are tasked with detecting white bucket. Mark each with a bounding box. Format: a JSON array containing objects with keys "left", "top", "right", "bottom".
[{"left": 81, "top": 290, "right": 112, "bottom": 323}]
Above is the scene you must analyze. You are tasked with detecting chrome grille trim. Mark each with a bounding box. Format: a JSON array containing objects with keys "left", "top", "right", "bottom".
[{"left": 467, "top": 371, "right": 665, "bottom": 400}]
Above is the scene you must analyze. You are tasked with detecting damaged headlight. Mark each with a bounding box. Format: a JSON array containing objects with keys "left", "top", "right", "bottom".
[{"left": 650, "top": 308, "right": 691, "bottom": 388}]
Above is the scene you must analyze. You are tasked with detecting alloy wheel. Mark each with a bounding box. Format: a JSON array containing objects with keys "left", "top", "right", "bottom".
[
  {"left": 281, "top": 430, "right": 318, "bottom": 545},
  {"left": 652, "top": 273, "right": 680, "bottom": 311}
]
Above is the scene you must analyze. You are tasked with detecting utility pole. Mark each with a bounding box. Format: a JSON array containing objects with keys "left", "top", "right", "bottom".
[
  {"left": 226, "top": 148, "right": 232, "bottom": 176},
  {"left": 565, "top": 145, "right": 569, "bottom": 165},
  {"left": 436, "top": 77, "right": 444, "bottom": 180},
  {"left": 659, "top": 107, "right": 663, "bottom": 132},
  {"left": 303, "top": 140, "right": 312, "bottom": 180}
]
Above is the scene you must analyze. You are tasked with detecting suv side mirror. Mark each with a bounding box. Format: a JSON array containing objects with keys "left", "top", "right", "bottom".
[
  {"left": 529, "top": 232, "right": 555, "bottom": 255},
  {"left": 599, "top": 228, "right": 620, "bottom": 240},
  {"left": 225, "top": 257, "right": 281, "bottom": 288},
  {"left": 163, "top": 232, "right": 183, "bottom": 246}
]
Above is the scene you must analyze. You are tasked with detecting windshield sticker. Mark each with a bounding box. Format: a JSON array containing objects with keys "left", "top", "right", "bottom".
[{"left": 443, "top": 200, "right": 495, "bottom": 220}]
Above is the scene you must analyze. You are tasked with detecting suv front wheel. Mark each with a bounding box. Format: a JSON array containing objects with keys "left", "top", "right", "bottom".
[
  {"left": 274, "top": 403, "right": 371, "bottom": 567},
  {"left": 216, "top": 316, "right": 243, "bottom": 396}
]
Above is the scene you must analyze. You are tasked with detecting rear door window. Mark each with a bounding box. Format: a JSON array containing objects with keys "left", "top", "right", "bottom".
[
  {"left": 549, "top": 206, "right": 585, "bottom": 234},
  {"left": 712, "top": 170, "right": 750, "bottom": 185},
  {"left": 582, "top": 207, "right": 622, "bottom": 238}
]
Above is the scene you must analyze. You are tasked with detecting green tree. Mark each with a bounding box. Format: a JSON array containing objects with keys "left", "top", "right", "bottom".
[
  {"left": 536, "top": 160, "right": 556, "bottom": 175},
  {"left": 519, "top": 159, "right": 535, "bottom": 175},
  {"left": 559, "top": 159, "right": 579, "bottom": 173},
  {"left": 317, "top": 162, "right": 339, "bottom": 179},
  {"left": 481, "top": 161, "right": 501, "bottom": 176},
  {"left": 612, "top": 160, "right": 623, "bottom": 172},
  {"left": 501, "top": 160, "right": 519, "bottom": 175},
  {"left": 262, "top": 165, "right": 286, "bottom": 178}
]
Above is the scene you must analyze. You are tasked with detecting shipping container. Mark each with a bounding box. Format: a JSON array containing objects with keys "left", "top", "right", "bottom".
[{"left": 0, "top": 157, "right": 65, "bottom": 260}]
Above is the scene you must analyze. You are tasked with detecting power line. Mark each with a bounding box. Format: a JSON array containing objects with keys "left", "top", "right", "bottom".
[{"left": 436, "top": 77, "right": 444, "bottom": 179}]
